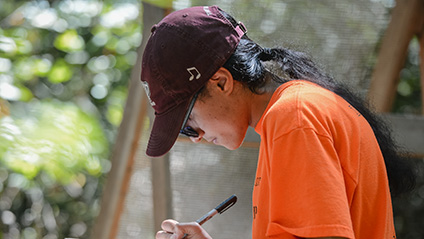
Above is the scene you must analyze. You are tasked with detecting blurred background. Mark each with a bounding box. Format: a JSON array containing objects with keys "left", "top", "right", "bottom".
[
  {"left": 0, "top": 0, "right": 138, "bottom": 238},
  {"left": 0, "top": 0, "right": 422, "bottom": 238}
]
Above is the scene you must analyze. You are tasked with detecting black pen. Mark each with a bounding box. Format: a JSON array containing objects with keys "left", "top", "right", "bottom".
[{"left": 182, "top": 194, "right": 237, "bottom": 239}]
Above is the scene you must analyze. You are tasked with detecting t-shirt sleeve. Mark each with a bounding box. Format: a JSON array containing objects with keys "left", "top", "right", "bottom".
[{"left": 266, "top": 127, "right": 355, "bottom": 239}]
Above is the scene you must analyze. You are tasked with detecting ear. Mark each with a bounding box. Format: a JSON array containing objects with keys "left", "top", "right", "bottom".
[{"left": 208, "top": 67, "right": 234, "bottom": 95}]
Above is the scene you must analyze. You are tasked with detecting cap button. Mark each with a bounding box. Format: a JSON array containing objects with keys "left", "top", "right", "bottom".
[{"left": 182, "top": 13, "right": 188, "bottom": 17}]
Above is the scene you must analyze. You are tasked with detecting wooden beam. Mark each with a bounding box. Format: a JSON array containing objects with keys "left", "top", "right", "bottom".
[
  {"left": 151, "top": 153, "right": 173, "bottom": 232},
  {"left": 90, "top": 42, "right": 149, "bottom": 238},
  {"left": 90, "top": 3, "right": 167, "bottom": 238},
  {"left": 143, "top": 3, "right": 174, "bottom": 234},
  {"left": 367, "top": 0, "right": 424, "bottom": 112}
]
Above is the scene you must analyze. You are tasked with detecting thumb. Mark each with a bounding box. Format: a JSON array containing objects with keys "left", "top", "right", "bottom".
[{"left": 161, "top": 220, "right": 185, "bottom": 238}]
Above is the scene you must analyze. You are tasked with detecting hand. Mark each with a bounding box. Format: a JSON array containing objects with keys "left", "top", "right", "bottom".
[{"left": 156, "top": 219, "right": 213, "bottom": 239}]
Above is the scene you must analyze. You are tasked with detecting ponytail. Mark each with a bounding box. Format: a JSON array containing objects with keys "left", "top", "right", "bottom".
[
  {"left": 258, "top": 47, "right": 335, "bottom": 88},
  {"left": 220, "top": 9, "right": 416, "bottom": 197}
]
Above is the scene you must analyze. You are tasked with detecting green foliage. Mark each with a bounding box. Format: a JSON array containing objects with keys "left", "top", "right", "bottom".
[
  {"left": 54, "top": 29, "right": 85, "bottom": 53},
  {"left": 0, "top": 168, "right": 104, "bottom": 239},
  {"left": 393, "top": 37, "right": 422, "bottom": 114},
  {"left": 0, "top": 0, "right": 140, "bottom": 238},
  {"left": 0, "top": 101, "right": 108, "bottom": 182},
  {"left": 47, "top": 59, "right": 73, "bottom": 83},
  {"left": 143, "top": 0, "right": 173, "bottom": 8}
]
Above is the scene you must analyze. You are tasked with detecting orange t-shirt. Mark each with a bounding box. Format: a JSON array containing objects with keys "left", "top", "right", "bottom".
[{"left": 253, "top": 80, "right": 395, "bottom": 239}]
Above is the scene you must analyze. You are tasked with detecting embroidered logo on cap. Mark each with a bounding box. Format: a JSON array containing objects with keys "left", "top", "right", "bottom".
[
  {"left": 187, "top": 67, "right": 201, "bottom": 81},
  {"left": 203, "top": 6, "right": 212, "bottom": 16},
  {"left": 141, "top": 81, "right": 156, "bottom": 106}
]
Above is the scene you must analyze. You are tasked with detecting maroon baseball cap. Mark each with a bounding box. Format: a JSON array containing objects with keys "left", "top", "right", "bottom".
[{"left": 140, "top": 5, "right": 246, "bottom": 157}]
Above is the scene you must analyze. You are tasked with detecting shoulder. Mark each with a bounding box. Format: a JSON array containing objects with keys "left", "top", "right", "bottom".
[
  {"left": 260, "top": 80, "right": 351, "bottom": 137},
  {"left": 266, "top": 80, "right": 341, "bottom": 121}
]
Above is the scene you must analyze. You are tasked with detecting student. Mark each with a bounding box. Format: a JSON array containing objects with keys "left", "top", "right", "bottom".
[{"left": 140, "top": 5, "right": 416, "bottom": 239}]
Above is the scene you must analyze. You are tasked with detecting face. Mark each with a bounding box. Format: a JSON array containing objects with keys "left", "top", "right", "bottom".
[{"left": 181, "top": 71, "right": 250, "bottom": 150}]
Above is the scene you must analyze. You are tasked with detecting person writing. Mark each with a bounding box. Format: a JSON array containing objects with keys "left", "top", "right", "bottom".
[{"left": 140, "top": 5, "right": 416, "bottom": 239}]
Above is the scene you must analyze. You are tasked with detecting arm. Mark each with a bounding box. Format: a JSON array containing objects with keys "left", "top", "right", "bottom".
[{"left": 156, "top": 219, "right": 212, "bottom": 239}]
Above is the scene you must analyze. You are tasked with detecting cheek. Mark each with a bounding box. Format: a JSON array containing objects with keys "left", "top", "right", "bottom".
[
  {"left": 194, "top": 98, "right": 247, "bottom": 149},
  {"left": 203, "top": 104, "right": 233, "bottom": 130}
]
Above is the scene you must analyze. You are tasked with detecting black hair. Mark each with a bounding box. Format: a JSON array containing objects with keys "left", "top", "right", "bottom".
[{"left": 220, "top": 9, "right": 417, "bottom": 197}]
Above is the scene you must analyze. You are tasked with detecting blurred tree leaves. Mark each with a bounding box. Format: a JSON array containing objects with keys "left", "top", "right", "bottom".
[
  {"left": 0, "top": 0, "right": 140, "bottom": 238},
  {"left": 0, "top": 101, "right": 109, "bottom": 182},
  {"left": 393, "top": 36, "right": 422, "bottom": 114},
  {"left": 54, "top": 29, "right": 85, "bottom": 53},
  {"left": 143, "top": 0, "right": 173, "bottom": 9},
  {"left": 48, "top": 59, "right": 73, "bottom": 83}
]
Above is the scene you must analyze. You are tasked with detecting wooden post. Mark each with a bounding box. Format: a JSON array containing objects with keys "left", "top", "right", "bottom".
[
  {"left": 151, "top": 153, "right": 173, "bottom": 232},
  {"left": 90, "top": 34, "right": 148, "bottom": 239},
  {"left": 90, "top": 46, "right": 148, "bottom": 239},
  {"left": 367, "top": 0, "right": 424, "bottom": 112},
  {"left": 143, "top": 3, "right": 174, "bottom": 233},
  {"left": 90, "top": 3, "right": 169, "bottom": 238}
]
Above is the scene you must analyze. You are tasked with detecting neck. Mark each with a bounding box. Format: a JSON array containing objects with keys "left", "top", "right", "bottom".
[
  {"left": 250, "top": 91, "right": 274, "bottom": 128},
  {"left": 249, "top": 72, "right": 282, "bottom": 127}
]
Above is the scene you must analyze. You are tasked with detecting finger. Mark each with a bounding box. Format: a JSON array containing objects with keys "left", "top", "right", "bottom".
[
  {"left": 160, "top": 220, "right": 186, "bottom": 239},
  {"left": 174, "top": 222, "right": 208, "bottom": 238},
  {"left": 156, "top": 230, "right": 173, "bottom": 239},
  {"left": 161, "top": 219, "right": 179, "bottom": 233},
  {"left": 160, "top": 220, "right": 210, "bottom": 239}
]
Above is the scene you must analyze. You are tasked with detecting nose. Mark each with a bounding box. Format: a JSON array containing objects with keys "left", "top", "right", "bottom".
[{"left": 190, "top": 130, "right": 204, "bottom": 143}]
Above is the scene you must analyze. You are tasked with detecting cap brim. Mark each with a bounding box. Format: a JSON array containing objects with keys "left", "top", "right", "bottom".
[{"left": 146, "top": 100, "right": 190, "bottom": 157}]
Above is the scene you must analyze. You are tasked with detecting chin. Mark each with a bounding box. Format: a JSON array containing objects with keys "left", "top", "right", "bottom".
[
  {"left": 222, "top": 140, "right": 244, "bottom": 150},
  {"left": 219, "top": 132, "right": 246, "bottom": 150}
]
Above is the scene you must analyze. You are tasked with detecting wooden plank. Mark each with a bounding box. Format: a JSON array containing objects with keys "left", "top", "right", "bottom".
[
  {"left": 143, "top": 3, "right": 174, "bottom": 234},
  {"left": 90, "top": 44, "right": 148, "bottom": 238},
  {"left": 151, "top": 153, "right": 173, "bottom": 232},
  {"left": 367, "top": 0, "right": 424, "bottom": 112},
  {"left": 90, "top": 3, "right": 166, "bottom": 239}
]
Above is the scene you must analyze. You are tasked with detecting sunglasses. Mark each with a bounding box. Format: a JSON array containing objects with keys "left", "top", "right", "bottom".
[{"left": 180, "top": 90, "right": 201, "bottom": 137}]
